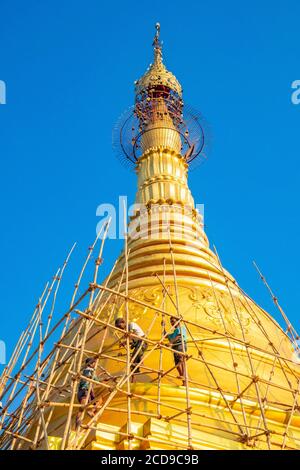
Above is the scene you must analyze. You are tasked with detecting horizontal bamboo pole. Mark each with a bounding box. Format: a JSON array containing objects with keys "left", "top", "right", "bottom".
[{"left": 2, "top": 429, "right": 34, "bottom": 444}]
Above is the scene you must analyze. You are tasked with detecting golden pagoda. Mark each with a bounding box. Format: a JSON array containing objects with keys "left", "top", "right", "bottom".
[{"left": 1, "top": 24, "right": 300, "bottom": 451}]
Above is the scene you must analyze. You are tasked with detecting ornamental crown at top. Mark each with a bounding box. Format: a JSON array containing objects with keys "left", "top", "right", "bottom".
[{"left": 134, "top": 23, "right": 182, "bottom": 98}]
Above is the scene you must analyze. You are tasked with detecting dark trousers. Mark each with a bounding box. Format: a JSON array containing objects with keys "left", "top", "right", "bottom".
[
  {"left": 131, "top": 339, "right": 147, "bottom": 373},
  {"left": 77, "top": 387, "right": 95, "bottom": 404},
  {"left": 173, "top": 342, "right": 187, "bottom": 365}
]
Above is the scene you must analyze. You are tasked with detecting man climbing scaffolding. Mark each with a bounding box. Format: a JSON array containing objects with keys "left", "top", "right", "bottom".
[
  {"left": 115, "top": 318, "right": 147, "bottom": 381},
  {"left": 164, "top": 316, "right": 188, "bottom": 386},
  {"left": 75, "top": 357, "right": 115, "bottom": 429}
]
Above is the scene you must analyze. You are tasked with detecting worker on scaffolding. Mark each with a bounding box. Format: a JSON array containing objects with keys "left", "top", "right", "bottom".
[
  {"left": 164, "top": 316, "right": 187, "bottom": 386},
  {"left": 115, "top": 318, "right": 147, "bottom": 381},
  {"left": 75, "top": 357, "right": 103, "bottom": 430}
]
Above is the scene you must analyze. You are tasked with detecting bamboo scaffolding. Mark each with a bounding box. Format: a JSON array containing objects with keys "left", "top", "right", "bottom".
[
  {"left": 0, "top": 268, "right": 94, "bottom": 447},
  {"left": 31, "top": 245, "right": 76, "bottom": 449},
  {"left": 65, "top": 370, "right": 272, "bottom": 442},
  {"left": 200, "top": 249, "right": 297, "bottom": 352},
  {"left": 0, "top": 289, "right": 92, "bottom": 447},
  {"left": 0, "top": 281, "right": 50, "bottom": 398},
  {"left": 215, "top": 262, "right": 300, "bottom": 447},
  {"left": 40, "top": 337, "right": 276, "bottom": 405},
  {"left": 149, "top": 269, "right": 249, "bottom": 440},
  {"left": 1, "top": 229, "right": 300, "bottom": 451},
  {"left": 0, "top": 273, "right": 60, "bottom": 427},
  {"left": 88, "top": 282, "right": 300, "bottom": 369},
  {"left": 73, "top": 326, "right": 247, "bottom": 449},
  {"left": 72, "top": 317, "right": 192, "bottom": 448},
  {"left": 7, "top": 362, "right": 296, "bottom": 436},
  {"left": 236, "top": 297, "right": 298, "bottom": 445},
  {"left": 214, "top": 246, "right": 271, "bottom": 448},
  {"left": 73, "top": 307, "right": 300, "bottom": 397},
  {"left": 236, "top": 280, "right": 300, "bottom": 386},
  {"left": 71, "top": 275, "right": 184, "bottom": 448},
  {"left": 4, "top": 326, "right": 298, "bottom": 402}
]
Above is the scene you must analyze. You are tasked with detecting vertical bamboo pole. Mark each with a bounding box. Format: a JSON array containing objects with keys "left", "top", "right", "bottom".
[
  {"left": 281, "top": 380, "right": 300, "bottom": 449},
  {"left": 123, "top": 199, "right": 132, "bottom": 449},
  {"left": 33, "top": 299, "right": 49, "bottom": 449},
  {"left": 167, "top": 227, "right": 193, "bottom": 449},
  {"left": 157, "top": 258, "right": 166, "bottom": 417}
]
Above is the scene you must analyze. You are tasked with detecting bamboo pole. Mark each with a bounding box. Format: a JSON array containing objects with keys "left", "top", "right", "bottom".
[
  {"left": 157, "top": 259, "right": 166, "bottom": 418},
  {"left": 253, "top": 261, "right": 299, "bottom": 344},
  {"left": 167, "top": 227, "right": 193, "bottom": 449},
  {"left": 44, "top": 243, "right": 76, "bottom": 339},
  {"left": 122, "top": 201, "right": 132, "bottom": 450},
  {"left": 281, "top": 380, "right": 300, "bottom": 449},
  {"left": 33, "top": 299, "right": 49, "bottom": 449},
  {"left": 69, "top": 224, "right": 105, "bottom": 309}
]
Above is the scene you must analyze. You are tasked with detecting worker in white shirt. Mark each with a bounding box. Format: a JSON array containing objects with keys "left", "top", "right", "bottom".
[{"left": 115, "top": 318, "right": 147, "bottom": 379}]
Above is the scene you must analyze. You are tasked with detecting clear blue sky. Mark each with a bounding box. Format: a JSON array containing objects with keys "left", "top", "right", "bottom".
[{"left": 0, "top": 0, "right": 299, "bottom": 367}]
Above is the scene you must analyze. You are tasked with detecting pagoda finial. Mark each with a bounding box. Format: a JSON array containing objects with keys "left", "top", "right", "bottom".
[
  {"left": 153, "top": 22, "right": 163, "bottom": 65},
  {"left": 134, "top": 24, "right": 182, "bottom": 98},
  {"left": 154, "top": 22, "right": 160, "bottom": 41}
]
